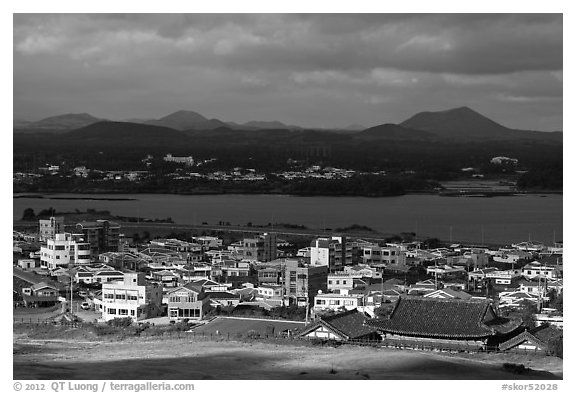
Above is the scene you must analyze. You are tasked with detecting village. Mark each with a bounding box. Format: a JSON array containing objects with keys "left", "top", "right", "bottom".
[{"left": 12, "top": 214, "right": 563, "bottom": 358}]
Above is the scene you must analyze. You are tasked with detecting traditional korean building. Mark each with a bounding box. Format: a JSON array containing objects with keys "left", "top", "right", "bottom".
[
  {"left": 499, "top": 324, "right": 562, "bottom": 354},
  {"left": 298, "top": 309, "right": 380, "bottom": 342},
  {"left": 366, "top": 296, "right": 522, "bottom": 350}
]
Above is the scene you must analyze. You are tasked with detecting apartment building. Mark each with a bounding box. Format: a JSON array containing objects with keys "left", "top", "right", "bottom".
[
  {"left": 310, "top": 236, "right": 358, "bottom": 269},
  {"left": 283, "top": 259, "right": 328, "bottom": 306},
  {"left": 40, "top": 233, "right": 91, "bottom": 269},
  {"left": 241, "top": 233, "right": 277, "bottom": 262},
  {"left": 75, "top": 220, "right": 121, "bottom": 255},
  {"left": 361, "top": 244, "right": 406, "bottom": 265},
  {"left": 38, "top": 216, "right": 64, "bottom": 241}
]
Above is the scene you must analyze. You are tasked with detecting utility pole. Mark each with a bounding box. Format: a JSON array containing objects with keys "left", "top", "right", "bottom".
[
  {"left": 536, "top": 275, "right": 542, "bottom": 312},
  {"left": 281, "top": 259, "right": 286, "bottom": 307},
  {"left": 69, "top": 262, "right": 74, "bottom": 315},
  {"left": 434, "top": 259, "right": 438, "bottom": 290}
]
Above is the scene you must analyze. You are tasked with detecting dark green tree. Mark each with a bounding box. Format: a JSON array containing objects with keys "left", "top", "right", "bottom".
[{"left": 21, "top": 208, "right": 36, "bottom": 221}]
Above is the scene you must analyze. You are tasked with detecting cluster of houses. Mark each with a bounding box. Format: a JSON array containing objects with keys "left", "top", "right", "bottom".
[
  {"left": 13, "top": 216, "right": 563, "bottom": 353},
  {"left": 15, "top": 158, "right": 396, "bottom": 188}
]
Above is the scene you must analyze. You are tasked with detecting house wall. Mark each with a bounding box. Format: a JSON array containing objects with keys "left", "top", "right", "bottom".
[
  {"left": 303, "top": 325, "right": 343, "bottom": 341},
  {"left": 383, "top": 333, "right": 487, "bottom": 349}
]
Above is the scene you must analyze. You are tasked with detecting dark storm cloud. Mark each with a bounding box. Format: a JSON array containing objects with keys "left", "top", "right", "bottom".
[
  {"left": 14, "top": 14, "right": 561, "bottom": 74},
  {"left": 13, "top": 13, "right": 562, "bottom": 130}
]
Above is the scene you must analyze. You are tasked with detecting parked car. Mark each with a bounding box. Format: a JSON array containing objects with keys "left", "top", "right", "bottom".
[
  {"left": 79, "top": 291, "right": 88, "bottom": 297},
  {"left": 80, "top": 302, "right": 91, "bottom": 310}
]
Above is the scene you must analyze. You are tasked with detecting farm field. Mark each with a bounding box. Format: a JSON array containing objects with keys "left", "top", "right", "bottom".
[{"left": 190, "top": 317, "right": 305, "bottom": 337}]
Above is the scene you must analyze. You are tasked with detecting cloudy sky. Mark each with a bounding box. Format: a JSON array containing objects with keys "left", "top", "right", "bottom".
[{"left": 13, "top": 14, "right": 563, "bottom": 130}]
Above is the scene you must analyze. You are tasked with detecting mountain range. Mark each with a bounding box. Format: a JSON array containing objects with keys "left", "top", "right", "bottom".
[
  {"left": 14, "top": 110, "right": 303, "bottom": 132},
  {"left": 13, "top": 106, "right": 562, "bottom": 143}
]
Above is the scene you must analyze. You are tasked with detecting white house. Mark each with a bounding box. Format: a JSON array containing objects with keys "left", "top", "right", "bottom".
[
  {"left": 498, "top": 291, "right": 540, "bottom": 309},
  {"left": 327, "top": 273, "right": 355, "bottom": 294},
  {"left": 426, "top": 264, "right": 466, "bottom": 278},
  {"left": 522, "top": 262, "right": 560, "bottom": 280},
  {"left": 256, "top": 284, "right": 284, "bottom": 299},
  {"left": 485, "top": 269, "right": 522, "bottom": 285},
  {"left": 193, "top": 236, "right": 223, "bottom": 250},
  {"left": 313, "top": 292, "right": 366, "bottom": 313},
  {"left": 100, "top": 273, "right": 163, "bottom": 322},
  {"left": 343, "top": 265, "right": 382, "bottom": 279}
]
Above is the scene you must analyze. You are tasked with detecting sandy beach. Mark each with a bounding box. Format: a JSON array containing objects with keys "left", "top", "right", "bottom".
[{"left": 13, "top": 335, "right": 562, "bottom": 380}]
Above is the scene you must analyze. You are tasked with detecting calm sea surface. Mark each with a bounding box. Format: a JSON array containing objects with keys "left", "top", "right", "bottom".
[{"left": 13, "top": 193, "right": 562, "bottom": 245}]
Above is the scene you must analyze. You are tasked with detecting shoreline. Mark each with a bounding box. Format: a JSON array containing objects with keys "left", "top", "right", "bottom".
[{"left": 12, "top": 190, "right": 563, "bottom": 200}]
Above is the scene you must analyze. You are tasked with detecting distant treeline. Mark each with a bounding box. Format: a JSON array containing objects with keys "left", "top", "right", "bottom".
[{"left": 20, "top": 207, "right": 173, "bottom": 223}]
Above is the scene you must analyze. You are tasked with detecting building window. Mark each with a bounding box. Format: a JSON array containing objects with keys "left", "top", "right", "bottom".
[
  {"left": 130, "top": 310, "right": 135, "bottom": 316},
  {"left": 108, "top": 308, "right": 116, "bottom": 315},
  {"left": 119, "top": 309, "right": 128, "bottom": 315}
]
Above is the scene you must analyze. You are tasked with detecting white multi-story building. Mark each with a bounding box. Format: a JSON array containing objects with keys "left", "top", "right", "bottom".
[
  {"left": 310, "top": 238, "right": 331, "bottom": 266},
  {"left": 40, "top": 233, "right": 91, "bottom": 269},
  {"left": 100, "top": 273, "right": 163, "bottom": 322}
]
